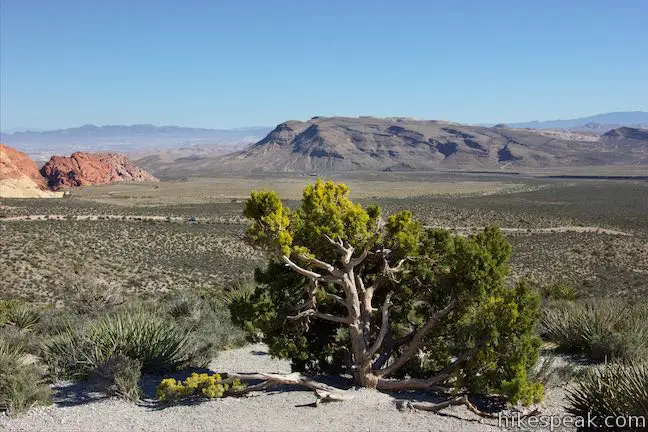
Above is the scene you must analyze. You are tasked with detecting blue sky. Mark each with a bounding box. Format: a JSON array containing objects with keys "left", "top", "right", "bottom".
[{"left": 1, "top": 0, "right": 647, "bottom": 130}]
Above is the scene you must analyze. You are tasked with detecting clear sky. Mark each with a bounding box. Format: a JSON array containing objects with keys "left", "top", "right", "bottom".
[{"left": 1, "top": 0, "right": 647, "bottom": 130}]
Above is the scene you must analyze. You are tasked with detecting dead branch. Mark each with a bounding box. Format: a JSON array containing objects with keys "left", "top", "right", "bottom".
[
  {"left": 376, "top": 299, "right": 458, "bottom": 377},
  {"left": 367, "top": 292, "right": 393, "bottom": 357},
  {"left": 282, "top": 255, "right": 322, "bottom": 280},
  {"left": 223, "top": 372, "right": 354, "bottom": 404},
  {"left": 376, "top": 339, "right": 486, "bottom": 390},
  {"left": 326, "top": 293, "right": 347, "bottom": 308},
  {"left": 323, "top": 234, "right": 354, "bottom": 264},
  {"left": 288, "top": 308, "right": 351, "bottom": 324},
  {"left": 397, "top": 395, "right": 496, "bottom": 418}
]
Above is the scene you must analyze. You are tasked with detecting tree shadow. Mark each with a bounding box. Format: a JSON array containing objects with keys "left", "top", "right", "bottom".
[{"left": 51, "top": 380, "right": 111, "bottom": 407}]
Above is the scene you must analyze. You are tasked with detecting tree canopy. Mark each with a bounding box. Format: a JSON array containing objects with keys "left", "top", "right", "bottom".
[{"left": 231, "top": 179, "right": 542, "bottom": 405}]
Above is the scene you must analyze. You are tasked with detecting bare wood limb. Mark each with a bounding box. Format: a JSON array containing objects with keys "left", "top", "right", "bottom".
[
  {"left": 282, "top": 255, "right": 322, "bottom": 280},
  {"left": 396, "top": 395, "right": 496, "bottom": 419},
  {"left": 376, "top": 339, "right": 486, "bottom": 390},
  {"left": 223, "top": 372, "right": 355, "bottom": 403},
  {"left": 326, "top": 293, "right": 347, "bottom": 308},
  {"left": 295, "top": 254, "right": 336, "bottom": 273},
  {"left": 367, "top": 292, "right": 393, "bottom": 357},
  {"left": 288, "top": 308, "right": 351, "bottom": 324},
  {"left": 376, "top": 299, "right": 458, "bottom": 377},
  {"left": 323, "top": 234, "right": 355, "bottom": 264}
]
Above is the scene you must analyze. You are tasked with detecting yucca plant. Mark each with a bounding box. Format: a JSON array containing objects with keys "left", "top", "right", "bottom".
[
  {"left": 542, "top": 299, "right": 648, "bottom": 362},
  {"left": 88, "top": 311, "right": 195, "bottom": 372},
  {"left": 44, "top": 310, "right": 197, "bottom": 379},
  {"left": 567, "top": 360, "right": 648, "bottom": 430},
  {"left": 0, "top": 338, "right": 52, "bottom": 416},
  {"left": 5, "top": 303, "right": 40, "bottom": 331}
]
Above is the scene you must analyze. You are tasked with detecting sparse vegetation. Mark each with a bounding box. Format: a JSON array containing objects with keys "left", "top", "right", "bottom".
[
  {"left": 567, "top": 360, "right": 648, "bottom": 430},
  {"left": 1, "top": 177, "right": 646, "bottom": 423},
  {"left": 542, "top": 298, "right": 648, "bottom": 362},
  {"left": 0, "top": 338, "right": 52, "bottom": 416}
]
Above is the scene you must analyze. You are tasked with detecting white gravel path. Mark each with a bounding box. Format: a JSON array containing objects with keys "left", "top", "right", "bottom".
[{"left": 0, "top": 344, "right": 573, "bottom": 432}]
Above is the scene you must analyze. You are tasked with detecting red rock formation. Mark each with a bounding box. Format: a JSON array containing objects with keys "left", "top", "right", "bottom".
[
  {"left": 41, "top": 152, "right": 158, "bottom": 189},
  {"left": 0, "top": 143, "right": 48, "bottom": 190}
]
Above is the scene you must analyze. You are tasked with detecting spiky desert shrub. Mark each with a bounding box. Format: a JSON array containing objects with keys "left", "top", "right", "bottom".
[
  {"left": 3, "top": 303, "right": 40, "bottom": 331},
  {"left": 161, "top": 290, "right": 248, "bottom": 365},
  {"left": 542, "top": 282, "right": 580, "bottom": 301},
  {"left": 44, "top": 310, "right": 197, "bottom": 379},
  {"left": 156, "top": 373, "right": 246, "bottom": 403},
  {"left": 542, "top": 299, "right": 648, "bottom": 362},
  {"left": 0, "top": 338, "right": 52, "bottom": 416},
  {"left": 567, "top": 360, "right": 648, "bottom": 431},
  {"left": 88, "top": 353, "right": 143, "bottom": 401}
]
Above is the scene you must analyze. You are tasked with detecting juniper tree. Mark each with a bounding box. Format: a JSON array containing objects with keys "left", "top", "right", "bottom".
[{"left": 231, "top": 180, "right": 543, "bottom": 405}]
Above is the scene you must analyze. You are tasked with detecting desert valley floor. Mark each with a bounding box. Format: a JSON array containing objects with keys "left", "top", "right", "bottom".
[{"left": 1, "top": 173, "right": 647, "bottom": 432}]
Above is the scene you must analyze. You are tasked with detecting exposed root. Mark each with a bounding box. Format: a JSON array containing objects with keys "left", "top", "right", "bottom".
[
  {"left": 222, "top": 372, "right": 354, "bottom": 404},
  {"left": 396, "top": 395, "right": 497, "bottom": 419}
]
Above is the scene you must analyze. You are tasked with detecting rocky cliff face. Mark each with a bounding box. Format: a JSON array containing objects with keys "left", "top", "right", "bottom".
[
  {"left": 0, "top": 144, "right": 61, "bottom": 198},
  {"left": 41, "top": 152, "right": 158, "bottom": 189}
]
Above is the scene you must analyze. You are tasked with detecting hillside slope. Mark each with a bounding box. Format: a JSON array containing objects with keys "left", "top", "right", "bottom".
[
  {"left": 0, "top": 144, "right": 61, "bottom": 198},
  {"left": 213, "top": 117, "right": 647, "bottom": 173}
]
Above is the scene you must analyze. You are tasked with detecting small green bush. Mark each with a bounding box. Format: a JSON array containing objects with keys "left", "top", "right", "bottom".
[
  {"left": 0, "top": 338, "right": 52, "bottom": 416},
  {"left": 88, "top": 353, "right": 143, "bottom": 402},
  {"left": 567, "top": 360, "right": 648, "bottom": 430},
  {"left": 156, "top": 372, "right": 246, "bottom": 403},
  {"left": 542, "top": 282, "right": 580, "bottom": 301},
  {"left": 542, "top": 299, "right": 648, "bottom": 362}
]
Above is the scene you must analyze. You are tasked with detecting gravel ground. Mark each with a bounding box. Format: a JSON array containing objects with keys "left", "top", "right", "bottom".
[{"left": 0, "top": 344, "right": 574, "bottom": 432}]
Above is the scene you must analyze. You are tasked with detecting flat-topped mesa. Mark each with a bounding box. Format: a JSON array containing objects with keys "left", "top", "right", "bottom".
[{"left": 41, "top": 152, "right": 158, "bottom": 190}]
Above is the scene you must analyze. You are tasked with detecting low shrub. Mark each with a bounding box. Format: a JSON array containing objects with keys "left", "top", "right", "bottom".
[
  {"left": 541, "top": 299, "right": 648, "bottom": 362},
  {"left": 88, "top": 353, "right": 143, "bottom": 402},
  {"left": 0, "top": 338, "right": 52, "bottom": 416},
  {"left": 156, "top": 372, "right": 246, "bottom": 403},
  {"left": 567, "top": 360, "right": 648, "bottom": 431},
  {"left": 161, "top": 290, "right": 248, "bottom": 365},
  {"left": 541, "top": 282, "right": 580, "bottom": 301},
  {"left": 1, "top": 300, "right": 40, "bottom": 331}
]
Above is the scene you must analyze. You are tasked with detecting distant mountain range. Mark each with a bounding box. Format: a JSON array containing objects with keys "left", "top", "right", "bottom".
[
  {"left": 137, "top": 117, "right": 648, "bottom": 177},
  {"left": 506, "top": 111, "right": 648, "bottom": 131},
  {"left": 2, "top": 113, "right": 647, "bottom": 176},
  {"left": 0, "top": 124, "right": 272, "bottom": 161}
]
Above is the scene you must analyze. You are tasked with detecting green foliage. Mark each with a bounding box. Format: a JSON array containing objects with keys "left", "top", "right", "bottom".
[
  {"left": 88, "top": 353, "right": 143, "bottom": 402},
  {"left": 567, "top": 360, "right": 648, "bottom": 428},
  {"left": 43, "top": 310, "right": 197, "bottom": 379},
  {"left": 0, "top": 338, "right": 52, "bottom": 416},
  {"left": 160, "top": 289, "right": 248, "bottom": 365},
  {"left": 542, "top": 299, "right": 648, "bottom": 362},
  {"left": 156, "top": 373, "right": 246, "bottom": 403},
  {"left": 0, "top": 300, "right": 40, "bottom": 331},
  {"left": 244, "top": 179, "right": 380, "bottom": 259},
  {"left": 235, "top": 180, "right": 543, "bottom": 405},
  {"left": 542, "top": 282, "right": 580, "bottom": 301}
]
